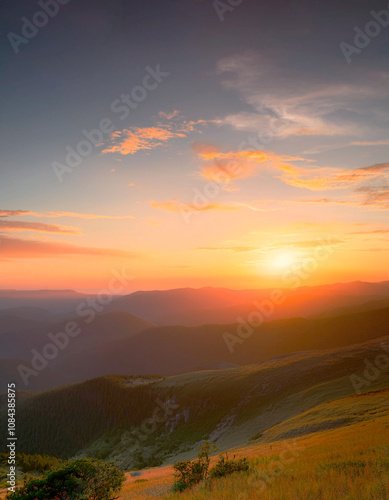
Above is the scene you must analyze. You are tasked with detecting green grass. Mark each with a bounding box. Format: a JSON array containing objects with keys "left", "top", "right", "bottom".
[{"left": 115, "top": 385, "right": 389, "bottom": 499}]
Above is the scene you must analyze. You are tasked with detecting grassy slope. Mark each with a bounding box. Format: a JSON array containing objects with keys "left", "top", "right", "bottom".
[
  {"left": 3, "top": 334, "right": 388, "bottom": 470},
  {"left": 119, "top": 389, "right": 389, "bottom": 499},
  {"left": 0, "top": 336, "right": 388, "bottom": 499},
  {"left": 1, "top": 389, "right": 388, "bottom": 499}
]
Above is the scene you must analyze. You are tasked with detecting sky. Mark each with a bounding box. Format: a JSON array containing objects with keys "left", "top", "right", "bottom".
[{"left": 0, "top": 0, "right": 388, "bottom": 292}]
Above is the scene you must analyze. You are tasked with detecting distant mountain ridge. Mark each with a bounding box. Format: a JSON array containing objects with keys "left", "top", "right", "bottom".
[
  {"left": 0, "top": 281, "right": 388, "bottom": 392},
  {"left": 0, "top": 289, "right": 89, "bottom": 314},
  {"left": 105, "top": 281, "right": 389, "bottom": 325},
  {"left": 1, "top": 281, "right": 388, "bottom": 325},
  {"left": 0, "top": 310, "right": 154, "bottom": 392}
]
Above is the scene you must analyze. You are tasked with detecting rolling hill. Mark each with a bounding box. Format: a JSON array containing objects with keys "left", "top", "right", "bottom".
[
  {"left": 0, "top": 311, "right": 154, "bottom": 392},
  {"left": 2, "top": 333, "right": 388, "bottom": 469},
  {"left": 52, "top": 307, "right": 389, "bottom": 386},
  {"left": 116, "top": 394, "right": 389, "bottom": 500}
]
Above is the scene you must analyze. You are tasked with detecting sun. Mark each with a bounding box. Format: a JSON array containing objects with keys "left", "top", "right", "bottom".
[{"left": 272, "top": 251, "right": 296, "bottom": 270}]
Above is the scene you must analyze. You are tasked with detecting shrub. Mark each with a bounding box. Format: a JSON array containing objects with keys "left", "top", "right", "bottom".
[
  {"left": 6, "top": 458, "right": 125, "bottom": 500},
  {"left": 209, "top": 453, "right": 250, "bottom": 478},
  {"left": 172, "top": 480, "right": 188, "bottom": 493},
  {"left": 0, "top": 453, "right": 61, "bottom": 474},
  {"left": 172, "top": 441, "right": 217, "bottom": 492}
]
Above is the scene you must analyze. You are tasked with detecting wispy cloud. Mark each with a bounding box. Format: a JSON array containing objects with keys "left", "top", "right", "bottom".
[
  {"left": 215, "top": 52, "right": 389, "bottom": 138},
  {"left": 102, "top": 126, "right": 184, "bottom": 155},
  {"left": 350, "top": 140, "right": 389, "bottom": 147},
  {"left": 295, "top": 184, "right": 389, "bottom": 210},
  {"left": 192, "top": 142, "right": 389, "bottom": 195},
  {"left": 280, "top": 163, "right": 389, "bottom": 191},
  {"left": 192, "top": 141, "right": 303, "bottom": 188},
  {"left": 296, "top": 198, "right": 351, "bottom": 205},
  {"left": 348, "top": 229, "right": 389, "bottom": 235},
  {"left": 0, "top": 220, "right": 80, "bottom": 234},
  {"left": 266, "top": 238, "right": 344, "bottom": 250},
  {"left": 0, "top": 210, "right": 30, "bottom": 217},
  {"left": 150, "top": 199, "right": 239, "bottom": 213},
  {"left": 355, "top": 185, "right": 389, "bottom": 210},
  {"left": 194, "top": 246, "right": 258, "bottom": 252},
  {"left": 102, "top": 110, "right": 206, "bottom": 156},
  {"left": 0, "top": 210, "right": 134, "bottom": 220},
  {"left": 0, "top": 235, "right": 137, "bottom": 260}
]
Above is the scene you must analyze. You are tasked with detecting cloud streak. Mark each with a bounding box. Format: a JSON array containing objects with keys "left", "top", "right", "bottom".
[
  {"left": 0, "top": 210, "right": 134, "bottom": 220},
  {"left": 280, "top": 163, "right": 389, "bottom": 191},
  {"left": 102, "top": 127, "right": 184, "bottom": 155},
  {"left": 269, "top": 238, "right": 344, "bottom": 249},
  {"left": 295, "top": 184, "right": 389, "bottom": 211},
  {"left": 216, "top": 52, "right": 389, "bottom": 138},
  {"left": 192, "top": 141, "right": 303, "bottom": 188},
  {"left": 194, "top": 246, "right": 258, "bottom": 253},
  {"left": 0, "top": 220, "right": 80, "bottom": 234},
  {"left": 150, "top": 199, "right": 239, "bottom": 213},
  {"left": 102, "top": 111, "right": 205, "bottom": 156},
  {"left": 350, "top": 140, "right": 389, "bottom": 147},
  {"left": 0, "top": 235, "right": 137, "bottom": 260}
]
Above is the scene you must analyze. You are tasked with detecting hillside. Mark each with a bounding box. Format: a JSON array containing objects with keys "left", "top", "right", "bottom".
[
  {"left": 0, "top": 359, "right": 68, "bottom": 392},
  {"left": 2, "top": 334, "right": 388, "bottom": 470},
  {"left": 0, "top": 310, "right": 153, "bottom": 360},
  {"left": 0, "top": 311, "right": 154, "bottom": 392},
  {"left": 0, "top": 312, "right": 52, "bottom": 337},
  {"left": 53, "top": 307, "right": 389, "bottom": 386},
  {"left": 117, "top": 397, "right": 389, "bottom": 499}
]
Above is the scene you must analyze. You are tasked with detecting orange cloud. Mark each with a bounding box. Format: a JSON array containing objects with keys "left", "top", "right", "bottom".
[
  {"left": 150, "top": 199, "right": 239, "bottom": 213},
  {"left": 101, "top": 112, "right": 206, "bottom": 156},
  {"left": 0, "top": 210, "right": 30, "bottom": 217},
  {"left": 280, "top": 163, "right": 389, "bottom": 191},
  {"left": 192, "top": 142, "right": 302, "bottom": 187},
  {"left": 193, "top": 142, "right": 302, "bottom": 164},
  {"left": 193, "top": 142, "right": 389, "bottom": 194},
  {"left": 0, "top": 235, "right": 137, "bottom": 260},
  {"left": 102, "top": 127, "right": 184, "bottom": 155},
  {"left": 0, "top": 220, "right": 80, "bottom": 234}
]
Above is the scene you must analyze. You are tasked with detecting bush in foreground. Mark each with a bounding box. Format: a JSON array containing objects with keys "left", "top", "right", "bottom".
[
  {"left": 6, "top": 458, "right": 125, "bottom": 500},
  {"left": 209, "top": 453, "right": 249, "bottom": 478},
  {"left": 173, "top": 442, "right": 250, "bottom": 492},
  {"left": 0, "top": 453, "right": 62, "bottom": 474},
  {"left": 173, "top": 441, "right": 217, "bottom": 492}
]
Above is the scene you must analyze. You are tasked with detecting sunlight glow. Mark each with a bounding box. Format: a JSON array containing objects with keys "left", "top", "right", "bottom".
[{"left": 272, "top": 251, "right": 297, "bottom": 270}]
